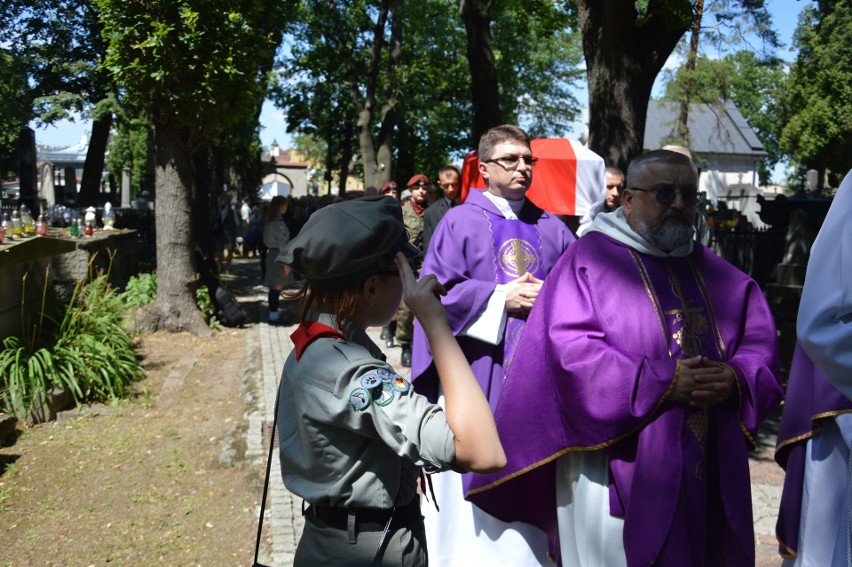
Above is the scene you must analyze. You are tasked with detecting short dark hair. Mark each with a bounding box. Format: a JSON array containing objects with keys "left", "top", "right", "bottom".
[
  {"left": 438, "top": 164, "right": 460, "bottom": 178},
  {"left": 478, "top": 125, "right": 531, "bottom": 162},
  {"left": 626, "top": 150, "right": 697, "bottom": 187},
  {"left": 605, "top": 166, "right": 624, "bottom": 179}
]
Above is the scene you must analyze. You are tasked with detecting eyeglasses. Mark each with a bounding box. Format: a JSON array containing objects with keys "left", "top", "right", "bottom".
[
  {"left": 484, "top": 155, "right": 538, "bottom": 170},
  {"left": 627, "top": 184, "right": 699, "bottom": 207}
]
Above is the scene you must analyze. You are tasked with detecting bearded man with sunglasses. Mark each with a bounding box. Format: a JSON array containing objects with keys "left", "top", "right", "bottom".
[
  {"left": 411, "top": 124, "right": 574, "bottom": 566},
  {"left": 468, "top": 149, "right": 783, "bottom": 566}
]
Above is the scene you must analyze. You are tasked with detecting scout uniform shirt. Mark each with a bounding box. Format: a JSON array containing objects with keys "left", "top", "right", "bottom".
[{"left": 276, "top": 314, "right": 457, "bottom": 509}]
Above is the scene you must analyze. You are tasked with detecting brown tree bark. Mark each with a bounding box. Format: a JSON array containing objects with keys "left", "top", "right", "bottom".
[
  {"left": 374, "top": 6, "right": 402, "bottom": 186},
  {"left": 576, "top": 0, "right": 692, "bottom": 171},
  {"left": 460, "top": 0, "right": 501, "bottom": 144},
  {"left": 327, "top": 0, "right": 398, "bottom": 189},
  {"left": 338, "top": 120, "right": 354, "bottom": 194},
  {"left": 78, "top": 114, "right": 113, "bottom": 207},
  {"left": 676, "top": 0, "right": 704, "bottom": 145},
  {"left": 152, "top": 123, "right": 211, "bottom": 337}
]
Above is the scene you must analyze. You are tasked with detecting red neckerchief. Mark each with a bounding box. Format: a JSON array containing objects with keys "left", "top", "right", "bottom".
[
  {"left": 410, "top": 199, "right": 426, "bottom": 216},
  {"left": 290, "top": 322, "right": 345, "bottom": 361}
]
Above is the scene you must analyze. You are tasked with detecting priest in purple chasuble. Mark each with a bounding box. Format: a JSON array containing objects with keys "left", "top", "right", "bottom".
[
  {"left": 411, "top": 125, "right": 574, "bottom": 566},
  {"left": 467, "top": 150, "right": 783, "bottom": 566}
]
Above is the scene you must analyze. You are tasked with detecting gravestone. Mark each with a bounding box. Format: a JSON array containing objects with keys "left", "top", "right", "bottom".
[
  {"left": 64, "top": 166, "right": 77, "bottom": 202},
  {"left": 40, "top": 162, "right": 56, "bottom": 206},
  {"left": 121, "top": 168, "right": 132, "bottom": 208},
  {"left": 18, "top": 126, "right": 40, "bottom": 216}
]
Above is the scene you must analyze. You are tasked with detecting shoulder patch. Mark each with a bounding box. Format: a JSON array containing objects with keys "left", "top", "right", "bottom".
[
  {"left": 390, "top": 374, "right": 411, "bottom": 393},
  {"left": 360, "top": 371, "right": 383, "bottom": 390},
  {"left": 374, "top": 383, "right": 395, "bottom": 407},
  {"left": 349, "top": 388, "right": 372, "bottom": 411}
]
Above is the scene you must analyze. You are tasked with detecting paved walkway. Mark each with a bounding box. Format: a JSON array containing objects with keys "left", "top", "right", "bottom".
[{"left": 229, "top": 257, "right": 785, "bottom": 566}]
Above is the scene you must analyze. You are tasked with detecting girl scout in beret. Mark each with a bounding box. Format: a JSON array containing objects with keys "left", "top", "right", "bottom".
[{"left": 275, "top": 195, "right": 505, "bottom": 566}]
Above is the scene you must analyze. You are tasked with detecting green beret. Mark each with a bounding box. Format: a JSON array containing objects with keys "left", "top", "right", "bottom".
[{"left": 276, "top": 195, "right": 419, "bottom": 288}]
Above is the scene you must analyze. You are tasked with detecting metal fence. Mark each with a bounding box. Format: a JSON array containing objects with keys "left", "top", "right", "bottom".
[{"left": 709, "top": 226, "right": 786, "bottom": 288}]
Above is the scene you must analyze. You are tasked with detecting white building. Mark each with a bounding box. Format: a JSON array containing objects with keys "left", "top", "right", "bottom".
[{"left": 644, "top": 101, "right": 767, "bottom": 204}]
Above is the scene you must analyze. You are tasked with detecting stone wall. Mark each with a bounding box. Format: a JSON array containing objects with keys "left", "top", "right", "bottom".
[{"left": 0, "top": 230, "right": 138, "bottom": 341}]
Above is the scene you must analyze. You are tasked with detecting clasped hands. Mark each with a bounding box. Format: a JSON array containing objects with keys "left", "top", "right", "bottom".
[
  {"left": 504, "top": 272, "right": 543, "bottom": 313},
  {"left": 670, "top": 356, "right": 736, "bottom": 407}
]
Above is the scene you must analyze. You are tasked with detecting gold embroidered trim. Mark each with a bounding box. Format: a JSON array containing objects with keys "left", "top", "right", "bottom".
[
  {"left": 724, "top": 361, "right": 757, "bottom": 447},
  {"left": 628, "top": 249, "right": 672, "bottom": 359},
  {"left": 483, "top": 210, "right": 500, "bottom": 283},
  {"left": 687, "top": 256, "right": 728, "bottom": 361},
  {"left": 774, "top": 409, "right": 852, "bottom": 455},
  {"left": 467, "top": 369, "right": 681, "bottom": 497},
  {"left": 665, "top": 263, "right": 710, "bottom": 358},
  {"left": 777, "top": 536, "right": 796, "bottom": 559}
]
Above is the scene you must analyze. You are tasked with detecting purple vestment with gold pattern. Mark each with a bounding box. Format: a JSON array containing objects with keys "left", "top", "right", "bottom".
[
  {"left": 411, "top": 187, "right": 573, "bottom": 472},
  {"left": 468, "top": 231, "right": 783, "bottom": 566}
]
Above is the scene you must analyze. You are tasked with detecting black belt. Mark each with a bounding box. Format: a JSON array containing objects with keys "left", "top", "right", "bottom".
[{"left": 307, "top": 498, "right": 421, "bottom": 532}]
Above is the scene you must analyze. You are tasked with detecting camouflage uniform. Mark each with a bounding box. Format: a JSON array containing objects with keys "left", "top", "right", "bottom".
[{"left": 396, "top": 201, "right": 425, "bottom": 346}]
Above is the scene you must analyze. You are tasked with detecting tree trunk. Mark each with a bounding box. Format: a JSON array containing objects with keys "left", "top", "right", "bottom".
[
  {"left": 338, "top": 120, "right": 353, "bottom": 194},
  {"left": 78, "top": 114, "right": 113, "bottom": 207},
  {"left": 193, "top": 148, "right": 215, "bottom": 258},
  {"left": 153, "top": 123, "right": 211, "bottom": 336},
  {"left": 326, "top": 0, "right": 395, "bottom": 189},
  {"left": 373, "top": 6, "right": 403, "bottom": 188},
  {"left": 461, "top": 0, "right": 501, "bottom": 143},
  {"left": 358, "top": 108, "right": 380, "bottom": 188},
  {"left": 676, "top": 0, "right": 704, "bottom": 145},
  {"left": 577, "top": 0, "right": 691, "bottom": 171},
  {"left": 395, "top": 103, "right": 416, "bottom": 182}
]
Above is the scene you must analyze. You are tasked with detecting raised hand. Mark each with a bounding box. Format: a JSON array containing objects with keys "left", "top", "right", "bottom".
[{"left": 396, "top": 253, "right": 449, "bottom": 332}]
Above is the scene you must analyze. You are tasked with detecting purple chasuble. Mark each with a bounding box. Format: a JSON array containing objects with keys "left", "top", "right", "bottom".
[
  {"left": 486, "top": 208, "right": 546, "bottom": 372},
  {"left": 467, "top": 231, "right": 783, "bottom": 566},
  {"left": 775, "top": 343, "right": 852, "bottom": 558},
  {"left": 411, "top": 188, "right": 573, "bottom": 489}
]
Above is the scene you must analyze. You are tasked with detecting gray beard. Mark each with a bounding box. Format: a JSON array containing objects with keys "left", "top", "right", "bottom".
[{"left": 636, "top": 217, "right": 694, "bottom": 251}]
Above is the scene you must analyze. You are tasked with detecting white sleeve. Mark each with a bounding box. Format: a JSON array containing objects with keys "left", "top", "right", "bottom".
[
  {"left": 798, "top": 169, "right": 852, "bottom": 398},
  {"left": 458, "top": 285, "right": 508, "bottom": 345}
]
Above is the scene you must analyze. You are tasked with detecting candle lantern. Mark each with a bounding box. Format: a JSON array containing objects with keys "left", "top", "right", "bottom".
[
  {"left": 84, "top": 206, "right": 97, "bottom": 226},
  {"left": 1, "top": 213, "right": 10, "bottom": 241},
  {"left": 11, "top": 210, "right": 22, "bottom": 236},
  {"left": 20, "top": 205, "right": 35, "bottom": 236},
  {"left": 35, "top": 215, "right": 48, "bottom": 236},
  {"left": 102, "top": 202, "right": 115, "bottom": 229}
]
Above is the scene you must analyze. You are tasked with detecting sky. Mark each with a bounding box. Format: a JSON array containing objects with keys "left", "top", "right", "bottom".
[{"left": 31, "top": 0, "right": 813, "bottom": 154}]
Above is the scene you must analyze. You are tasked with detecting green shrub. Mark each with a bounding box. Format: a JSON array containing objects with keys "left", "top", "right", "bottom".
[
  {"left": 121, "top": 273, "right": 157, "bottom": 308},
  {"left": 194, "top": 282, "right": 221, "bottom": 330},
  {"left": 57, "top": 273, "right": 143, "bottom": 401},
  {"left": 122, "top": 273, "right": 220, "bottom": 329},
  {"left": 0, "top": 261, "right": 144, "bottom": 421}
]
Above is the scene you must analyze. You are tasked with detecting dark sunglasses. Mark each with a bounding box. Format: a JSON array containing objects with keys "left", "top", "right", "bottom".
[
  {"left": 484, "top": 155, "right": 539, "bottom": 169},
  {"left": 628, "top": 184, "right": 699, "bottom": 207}
]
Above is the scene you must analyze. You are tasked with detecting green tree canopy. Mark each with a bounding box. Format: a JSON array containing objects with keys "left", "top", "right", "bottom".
[
  {"left": 0, "top": 50, "right": 29, "bottom": 177},
  {"left": 272, "top": 0, "right": 582, "bottom": 188},
  {"left": 780, "top": 0, "right": 852, "bottom": 186},
  {"left": 575, "top": 0, "right": 779, "bottom": 171},
  {"left": 95, "top": 0, "right": 290, "bottom": 334},
  {"left": 0, "top": 0, "right": 115, "bottom": 200},
  {"left": 661, "top": 50, "right": 786, "bottom": 183}
]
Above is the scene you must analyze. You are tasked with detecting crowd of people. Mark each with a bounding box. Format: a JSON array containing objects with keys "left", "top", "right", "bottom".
[{"left": 219, "top": 124, "right": 850, "bottom": 566}]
